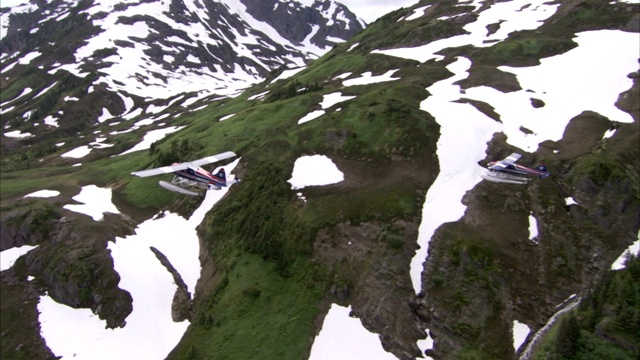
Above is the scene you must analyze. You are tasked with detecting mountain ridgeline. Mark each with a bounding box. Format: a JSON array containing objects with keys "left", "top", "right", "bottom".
[{"left": 1, "top": 1, "right": 639, "bottom": 360}]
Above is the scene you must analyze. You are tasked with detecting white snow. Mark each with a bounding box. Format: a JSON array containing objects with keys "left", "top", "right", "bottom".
[
  {"left": 288, "top": 155, "right": 344, "bottom": 189},
  {"left": 333, "top": 72, "right": 352, "bottom": 80},
  {"left": 61, "top": 145, "right": 92, "bottom": 158},
  {"left": 297, "top": 92, "right": 356, "bottom": 124},
  {"left": 270, "top": 67, "right": 307, "bottom": 84},
  {"left": 513, "top": 320, "right": 530, "bottom": 352},
  {"left": 38, "top": 160, "right": 240, "bottom": 360},
  {"left": 25, "top": 190, "right": 60, "bottom": 198},
  {"left": 611, "top": 231, "right": 640, "bottom": 270},
  {"left": 33, "top": 82, "right": 58, "bottom": 99},
  {"left": 298, "top": 109, "right": 326, "bottom": 124},
  {"left": 364, "top": 3, "right": 640, "bottom": 356},
  {"left": 342, "top": 70, "right": 400, "bottom": 87},
  {"left": 248, "top": 91, "right": 269, "bottom": 100},
  {"left": 0, "top": 105, "right": 16, "bottom": 114},
  {"left": 410, "top": 56, "right": 502, "bottom": 294},
  {"left": 43, "top": 115, "right": 59, "bottom": 127},
  {"left": 63, "top": 185, "right": 120, "bottom": 221},
  {"left": 219, "top": 113, "right": 235, "bottom": 121},
  {"left": 370, "top": 0, "right": 640, "bottom": 294},
  {"left": 97, "top": 108, "right": 114, "bottom": 123},
  {"left": 116, "top": 126, "right": 186, "bottom": 156},
  {"left": 603, "top": 129, "right": 616, "bottom": 139},
  {"left": 3, "top": 130, "right": 33, "bottom": 138},
  {"left": 402, "top": 5, "right": 431, "bottom": 21},
  {"left": 308, "top": 304, "right": 396, "bottom": 360},
  {"left": 0, "top": 87, "right": 32, "bottom": 108},
  {"left": 17, "top": 51, "right": 42, "bottom": 65},
  {"left": 528, "top": 213, "right": 538, "bottom": 243},
  {"left": 320, "top": 92, "right": 356, "bottom": 109},
  {"left": 1, "top": 245, "right": 38, "bottom": 271}
]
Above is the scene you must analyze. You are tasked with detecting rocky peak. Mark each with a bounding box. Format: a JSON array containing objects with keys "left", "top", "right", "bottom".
[{"left": 240, "top": 0, "right": 364, "bottom": 49}]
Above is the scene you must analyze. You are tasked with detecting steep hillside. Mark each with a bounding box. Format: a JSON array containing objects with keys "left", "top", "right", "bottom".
[
  {"left": 0, "top": 0, "right": 362, "bottom": 172},
  {"left": 1, "top": 1, "right": 639, "bottom": 360}
]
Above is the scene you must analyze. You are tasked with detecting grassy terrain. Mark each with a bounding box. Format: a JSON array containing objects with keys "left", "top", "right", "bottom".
[
  {"left": 1, "top": 1, "right": 638, "bottom": 359},
  {"left": 168, "top": 253, "right": 326, "bottom": 360}
]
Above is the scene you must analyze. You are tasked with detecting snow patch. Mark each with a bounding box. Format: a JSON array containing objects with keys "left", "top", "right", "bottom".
[
  {"left": 61, "top": 145, "right": 92, "bottom": 158},
  {"left": 513, "top": 320, "right": 530, "bottom": 352},
  {"left": 44, "top": 115, "right": 59, "bottom": 127},
  {"left": 320, "top": 92, "right": 355, "bottom": 109},
  {"left": 308, "top": 304, "right": 396, "bottom": 360},
  {"left": 288, "top": 155, "right": 344, "bottom": 189},
  {"left": 297, "top": 110, "right": 325, "bottom": 124},
  {"left": 342, "top": 70, "right": 399, "bottom": 86},
  {"left": 117, "top": 126, "right": 186, "bottom": 156},
  {"left": 528, "top": 213, "right": 538, "bottom": 243},
  {"left": 1, "top": 245, "right": 38, "bottom": 271},
  {"left": 3, "top": 130, "right": 33, "bottom": 138},
  {"left": 63, "top": 185, "right": 120, "bottom": 221},
  {"left": 38, "top": 160, "right": 240, "bottom": 359},
  {"left": 402, "top": 5, "right": 431, "bottom": 21},
  {"left": 25, "top": 190, "right": 60, "bottom": 198},
  {"left": 611, "top": 231, "right": 640, "bottom": 270},
  {"left": 219, "top": 113, "right": 235, "bottom": 121}
]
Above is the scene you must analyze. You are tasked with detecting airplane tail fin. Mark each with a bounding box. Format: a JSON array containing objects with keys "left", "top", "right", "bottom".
[
  {"left": 536, "top": 164, "right": 549, "bottom": 178},
  {"left": 212, "top": 168, "right": 226, "bottom": 182}
]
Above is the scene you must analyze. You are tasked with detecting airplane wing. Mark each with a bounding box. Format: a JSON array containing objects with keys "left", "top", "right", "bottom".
[
  {"left": 189, "top": 151, "right": 237, "bottom": 167},
  {"left": 131, "top": 163, "right": 190, "bottom": 177},
  {"left": 131, "top": 151, "right": 237, "bottom": 177},
  {"left": 489, "top": 153, "right": 521, "bottom": 171}
]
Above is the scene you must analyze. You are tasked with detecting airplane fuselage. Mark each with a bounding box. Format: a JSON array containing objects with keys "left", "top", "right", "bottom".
[
  {"left": 487, "top": 162, "right": 549, "bottom": 179},
  {"left": 174, "top": 167, "right": 226, "bottom": 190}
]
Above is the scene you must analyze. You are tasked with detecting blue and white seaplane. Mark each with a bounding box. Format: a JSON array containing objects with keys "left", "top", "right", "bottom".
[
  {"left": 480, "top": 152, "right": 549, "bottom": 184},
  {"left": 131, "top": 151, "right": 239, "bottom": 196}
]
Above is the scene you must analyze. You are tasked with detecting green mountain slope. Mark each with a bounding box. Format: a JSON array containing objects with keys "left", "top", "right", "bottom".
[{"left": 1, "top": 1, "right": 639, "bottom": 360}]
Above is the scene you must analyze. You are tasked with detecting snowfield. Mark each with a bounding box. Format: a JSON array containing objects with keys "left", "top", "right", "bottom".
[
  {"left": 288, "top": 155, "right": 344, "bottom": 189},
  {"left": 0, "top": 245, "right": 38, "bottom": 271},
  {"left": 308, "top": 304, "right": 396, "bottom": 360},
  {"left": 0, "top": 0, "right": 637, "bottom": 359},
  {"left": 38, "top": 160, "right": 240, "bottom": 360},
  {"left": 63, "top": 185, "right": 120, "bottom": 221},
  {"left": 369, "top": 0, "right": 639, "bottom": 356}
]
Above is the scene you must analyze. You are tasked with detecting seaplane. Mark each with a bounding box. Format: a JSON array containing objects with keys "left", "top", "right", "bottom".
[
  {"left": 131, "top": 151, "right": 240, "bottom": 196},
  {"left": 480, "top": 152, "right": 549, "bottom": 185}
]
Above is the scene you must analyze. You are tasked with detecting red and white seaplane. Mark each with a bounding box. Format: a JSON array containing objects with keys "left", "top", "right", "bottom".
[
  {"left": 131, "top": 151, "right": 239, "bottom": 196},
  {"left": 480, "top": 152, "right": 549, "bottom": 184}
]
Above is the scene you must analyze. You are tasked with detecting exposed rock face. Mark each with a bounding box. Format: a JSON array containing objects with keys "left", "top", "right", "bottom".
[
  {"left": 313, "top": 219, "right": 427, "bottom": 360},
  {"left": 420, "top": 96, "right": 640, "bottom": 359},
  {"left": 0, "top": 270, "right": 58, "bottom": 360},
  {"left": 241, "top": 0, "right": 364, "bottom": 50},
  {"left": 150, "top": 246, "right": 192, "bottom": 322},
  {"left": 1, "top": 206, "right": 136, "bottom": 329}
]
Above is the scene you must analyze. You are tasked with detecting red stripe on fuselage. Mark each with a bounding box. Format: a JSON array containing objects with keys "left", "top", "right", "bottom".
[{"left": 176, "top": 170, "right": 225, "bottom": 187}]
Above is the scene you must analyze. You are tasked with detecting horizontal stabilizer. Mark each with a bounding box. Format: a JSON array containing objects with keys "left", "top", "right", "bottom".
[{"left": 159, "top": 181, "right": 201, "bottom": 196}]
